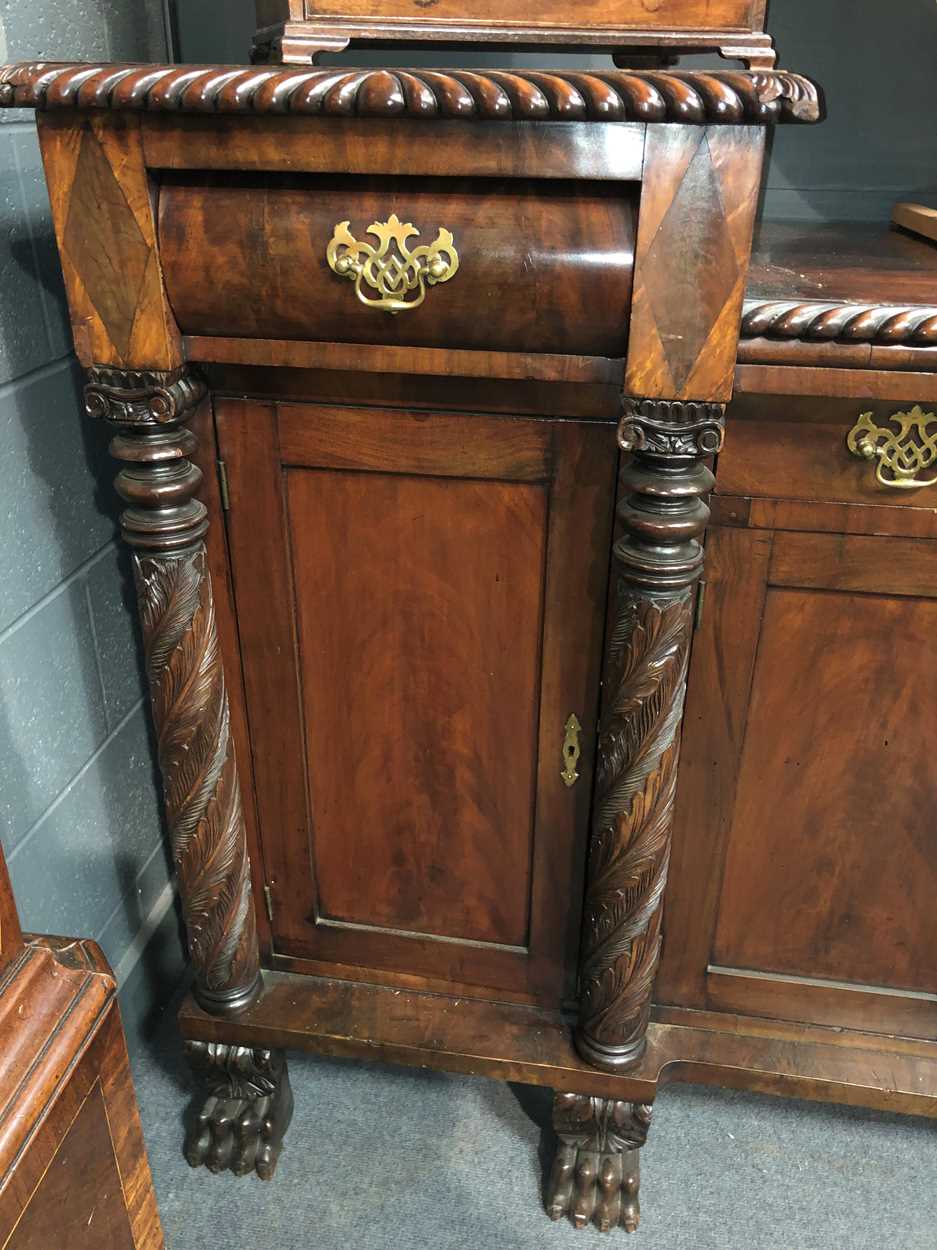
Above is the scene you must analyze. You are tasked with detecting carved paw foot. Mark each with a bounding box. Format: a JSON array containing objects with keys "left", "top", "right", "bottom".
[
  {"left": 184, "top": 1042, "right": 293, "bottom": 1179},
  {"left": 546, "top": 1094, "right": 652, "bottom": 1233}
]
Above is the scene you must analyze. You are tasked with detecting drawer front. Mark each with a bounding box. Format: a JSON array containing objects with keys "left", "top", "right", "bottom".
[
  {"left": 158, "top": 174, "right": 637, "bottom": 357},
  {"left": 717, "top": 393, "right": 937, "bottom": 537}
]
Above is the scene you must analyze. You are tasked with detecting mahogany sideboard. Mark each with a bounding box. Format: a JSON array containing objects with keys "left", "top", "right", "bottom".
[
  {"left": 0, "top": 59, "right": 825, "bottom": 1234},
  {"left": 0, "top": 834, "right": 162, "bottom": 1248}
]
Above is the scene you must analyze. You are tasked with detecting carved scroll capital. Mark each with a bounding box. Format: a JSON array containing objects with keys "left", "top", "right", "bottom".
[
  {"left": 617, "top": 397, "right": 725, "bottom": 459},
  {"left": 84, "top": 365, "right": 207, "bottom": 428}
]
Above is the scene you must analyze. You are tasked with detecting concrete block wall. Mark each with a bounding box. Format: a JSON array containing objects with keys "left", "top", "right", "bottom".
[{"left": 0, "top": 0, "right": 184, "bottom": 1047}]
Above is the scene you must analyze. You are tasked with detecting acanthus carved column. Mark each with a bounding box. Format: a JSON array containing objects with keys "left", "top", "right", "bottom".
[
  {"left": 85, "top": 366, "right": 263, "bottom": 1018},
  {"left": 576, "top": 397, "right": 725, "bottom": 1072}
]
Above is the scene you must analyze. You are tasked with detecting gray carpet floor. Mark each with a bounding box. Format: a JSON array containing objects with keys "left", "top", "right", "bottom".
[{"left": 132, "top": 1013, "right": 937, "bottom": 1250}]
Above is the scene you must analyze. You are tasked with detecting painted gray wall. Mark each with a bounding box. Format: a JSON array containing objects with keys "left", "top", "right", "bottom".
[
  {"left": 174, "top": 0, "right": 937, "bottom": 223},
  {"left": 0, "top": 0, "right": 184, "bottom": 1047}
]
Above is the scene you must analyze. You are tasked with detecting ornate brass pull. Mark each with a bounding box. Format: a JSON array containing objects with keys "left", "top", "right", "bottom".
[
  {"left": 846, "top": 407, "right": 937, "bottom": 489},
  {"left": 561, "top": 714, "right": 582, "bottom": 788},
  {"left": 326, "top": 213, "right": 459, "bottom": 314}
]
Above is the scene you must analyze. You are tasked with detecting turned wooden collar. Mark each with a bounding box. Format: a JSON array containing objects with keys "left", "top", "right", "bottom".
[{"left": 0, "top": 62, "right": 821, "bottom": 123}]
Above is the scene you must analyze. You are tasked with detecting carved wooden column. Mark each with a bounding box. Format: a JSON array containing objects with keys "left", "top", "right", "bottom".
[
  {"left": 576, "top": 397, "right": 724, "bottom": 1071},
  {"left": 88, "top": 365, "right": 294, "bottom": 1175},
  {"left": 86, "top": 365, "right": 294, "bottom": 1177},
  {"left": 546, "top": 399, "right": 722, "bottom": 1232},
  {"left": 85, "top": 365, "right": 264, "bottom": 1018}
]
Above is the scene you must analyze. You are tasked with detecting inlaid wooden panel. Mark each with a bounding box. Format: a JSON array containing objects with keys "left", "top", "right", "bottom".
[
  {"left": 36, "top": 113, "right": 181, "bottom": 369},
  {"left": 288, "top": 468, "right": 546, "bottom": 947},
  {"left": 6, "top": 1083, "right": 134, "bottom": 1250},
  {"left": 626, "top": 125, "right": 765, "bottom": 402},
  {"left": 713, "top": 585, "right": 937, "bottom": 993},
  {"left": 158, "top": 175, "right": 637, "bottom": 357}
]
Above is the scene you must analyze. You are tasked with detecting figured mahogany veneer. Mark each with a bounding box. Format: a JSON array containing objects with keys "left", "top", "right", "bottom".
[
  {"left": 159, "top": 175, "right": 638, "bottom": 356},
  {"left": 1, "top": 51, "right": 859, "bottom": 1238}
]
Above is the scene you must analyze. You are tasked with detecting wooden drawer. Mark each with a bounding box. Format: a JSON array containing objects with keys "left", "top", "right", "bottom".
[
  {"left": 715, "top": 392, "right": 937, "bottom": 538},
  {"left": 158, "top": 174, "right": 637, "bottom": 357}
]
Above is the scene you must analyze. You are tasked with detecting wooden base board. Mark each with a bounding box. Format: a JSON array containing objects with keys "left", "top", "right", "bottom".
[{"left": 178, "top": 971, "right": 937, "bottom": 1118}]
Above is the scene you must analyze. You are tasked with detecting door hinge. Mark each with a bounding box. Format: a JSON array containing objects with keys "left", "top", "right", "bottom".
[
  {"left": 263, "top": 883, "right": 275, "bottom": 925},
  {"left": 694, "top": 579, "right": 707, "bottom": 631},
  {"left": 217, "top": 458, "right": 230, "bottom": 512}
]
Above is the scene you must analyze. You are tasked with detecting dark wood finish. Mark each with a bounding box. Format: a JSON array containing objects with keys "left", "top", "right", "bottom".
[
  {"left": 218, "top": 398, "right": 616, "bottom": 1004},
  {"left": 546, "top": 1096, "right": 651, "bottom": 1233},
  {"left": 182, "top": 1042, "right": 293, "bottom": 1178},
  {"left": 179, "top": 971, "right": 937, "bottom": 1117},
  {"left": 0, "top": 64, "right": 820, "bottom": 123},
  {"left": 738, "top": 224, "right": 937, "bottom": 380},
  {"left": 35, "top": 113, "right": 181, "bottom": 370},
  {"left": 159, "top": 176, "right": 637, "bottom": 357},
  {"left": 0, "top": 847, "right": 162, "bottom": 1249},
  {"left": 747, "top": 222, "right": 937, "bottom": 311},
  {"left": 576, "top": 399, "right": 723, "bottom": 1072},
  {"left": 735, "top": 362, "right": 937, "bottom": 403},
  {"left": 627, "top": 127, "right": 765, "bottom": 402},
  {"left": 4, "top": 51, "right": 830, "bottom": 1233},
  {"left": 84, "top": 367, "right": 262, "bottom": 1020},
  {"left": 188, "top": 336, "right": 624, "bottom": 387},
  {"left": 715, "top": 395, "right": 937, "bottom": 519},
  {"left": 142, "top": 115, "right": 648, "bottom": 183},
  {"left": 661, "top": 519, "right": 937, "bottom": 1041}
]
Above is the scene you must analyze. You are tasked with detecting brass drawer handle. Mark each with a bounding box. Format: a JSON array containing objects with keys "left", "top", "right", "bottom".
[
  {"left": 326, "top": 213, "right": 459, "bottom": 314},
  {"left": 846, "top": 407, "right": 937, "bottom": 489}
]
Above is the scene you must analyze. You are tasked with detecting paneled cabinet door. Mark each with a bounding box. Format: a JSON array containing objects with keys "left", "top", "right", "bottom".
[
  {"left": 658, "top": 525, "right": 937, "bottom": 1040},
  {"left": 216, "top": 400, "right": 617, "bottom": 1007}
]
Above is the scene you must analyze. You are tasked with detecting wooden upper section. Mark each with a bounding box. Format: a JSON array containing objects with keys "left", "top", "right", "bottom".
[
  {"left": 254, "top": 0, "right": 774, "bottom": 65},
  {"left": 739, "top": 223, "right": 937, "bottom": 383},
  {"left": 0, "top": 62, "right": 821, "bottom": 124},
  {"left": 286, "top": 0, "right": 767, "bottom": 31},
  {"left": 743, "top": 223, "right": 937, "bottom": 343}
]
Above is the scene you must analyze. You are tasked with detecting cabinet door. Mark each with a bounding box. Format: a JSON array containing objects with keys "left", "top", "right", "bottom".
[
  {"left": 658, "top": 526, "right": 937, "bottom": 1039},
  {"left": 217, "top": 399, "right": 616, "bottom": 1006}
]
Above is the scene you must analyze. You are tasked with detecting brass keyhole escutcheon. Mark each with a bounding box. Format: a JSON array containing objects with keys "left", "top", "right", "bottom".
[
  {"left": 561, "top": 714, "right": 582, "bottom": 788},
  {"left": 326, "top": 213, "right": 459, "bottom": 314}
]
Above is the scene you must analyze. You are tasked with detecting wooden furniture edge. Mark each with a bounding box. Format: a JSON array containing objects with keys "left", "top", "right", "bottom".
[
  {"left": 0, "top": 937, "right": 117, "bottom": 1185},
  {"left": 734, "top": 362, "right": 937, "bottom": 401},
  {"left": 0, "top": 63, "right": 822, "bottom": 124},
  {"left": 177, "top": 972, "right": 937, "bottom": 1117}
]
